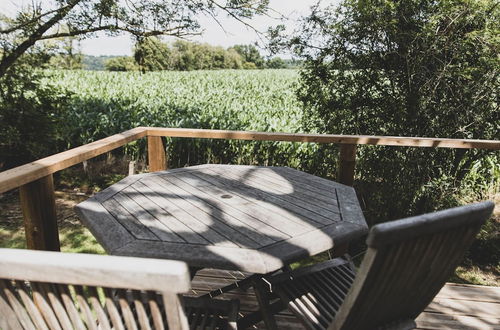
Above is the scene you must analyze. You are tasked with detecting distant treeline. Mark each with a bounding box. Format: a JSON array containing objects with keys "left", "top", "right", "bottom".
[{"left": 80, "top": 40, "right": 301, "bottom": 71}]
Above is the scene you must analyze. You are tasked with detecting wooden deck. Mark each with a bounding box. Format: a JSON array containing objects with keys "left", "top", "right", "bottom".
[{"left": 190, "top": 269, "right": 500, "bottom": 330}]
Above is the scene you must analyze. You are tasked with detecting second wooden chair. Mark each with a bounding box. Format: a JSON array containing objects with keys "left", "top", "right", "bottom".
[{"left": 253, "top": 201, "right": 494, "bottom": 330}]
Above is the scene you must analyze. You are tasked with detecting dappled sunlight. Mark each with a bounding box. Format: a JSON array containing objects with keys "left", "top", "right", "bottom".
[{"left": 75, "top": 164, "right": 364, "bottom": 273}]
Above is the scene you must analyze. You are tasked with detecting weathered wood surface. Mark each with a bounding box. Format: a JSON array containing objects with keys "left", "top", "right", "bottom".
[
  {"left": 2, "top": 126, "right": 498, "bottom": 195},
  {"left": 338, "top": 144, "right": 356, "bottom": 186},
  {"left": 147, "top": 127, "right": 500, "bottom": 150},
  {"left": 0, "top": 249, "right": 239, "bottom": 330},
  {"left": 0, "top": 127, "right": 147, "bottom": 194},
  {"left": 19, "top": 174, "right": 60, "bottom": 251},
  {"left": 190, "top": 269, "right": 500, "bottom": 330},
  {"left": 148, "top": 135, "right": 167, "bottom": 172},
  {"left": 0, "top": 248, "right": 190, "bottom": 292},
  {"left": 75, "top": 164, "right": 368, "bottom": 274}
]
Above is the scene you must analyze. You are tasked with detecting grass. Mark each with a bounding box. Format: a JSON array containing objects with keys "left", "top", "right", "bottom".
[{"left": 0, "top": 190, "right": 104, "bottom": 254}]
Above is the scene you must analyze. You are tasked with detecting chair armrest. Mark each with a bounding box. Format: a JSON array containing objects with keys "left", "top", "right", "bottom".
[{"left": 0, "top": 248, "right": 190, "bottom": 293}]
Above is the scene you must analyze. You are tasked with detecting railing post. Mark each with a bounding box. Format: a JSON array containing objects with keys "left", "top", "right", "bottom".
[
  {"left": 338, "top": 144, "right": 357, "bottom": 186},
  {"left": 148, "top": 136, "right": 167, "bottom": 172},
  {"left": 19, "top": 174, "right": 60, "bottom": 251}
]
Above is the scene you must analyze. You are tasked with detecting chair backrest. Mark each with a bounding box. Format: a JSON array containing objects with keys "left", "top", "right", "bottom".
[
  {"left": 0, "top": 249, "right": 191, "bottom": 330},
  {"left": 330, "top": 201, "right": 494, "bottom": 330}
]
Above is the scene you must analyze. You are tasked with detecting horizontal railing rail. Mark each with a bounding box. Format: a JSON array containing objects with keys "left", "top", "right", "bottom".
[{"left": 0, "top": 127, "right": 498, "bottom": 251}]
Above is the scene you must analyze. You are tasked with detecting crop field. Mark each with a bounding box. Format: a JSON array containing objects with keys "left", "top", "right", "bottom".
[
  {"left": 50, "top": 69, "right": 302, "bottom": 138},
  {"left": 48, "top": 69, "right": 328, "bottom": 169}
]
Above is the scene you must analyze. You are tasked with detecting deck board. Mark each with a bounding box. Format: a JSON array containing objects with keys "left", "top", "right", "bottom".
[{"left": 190, "top": 269, "right": 500, "bottom": 329}]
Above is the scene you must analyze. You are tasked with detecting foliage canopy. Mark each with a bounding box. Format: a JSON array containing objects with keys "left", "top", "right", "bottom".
[
  {"left": 0, "top": 0, "right": 269, "bottom": 77},
  {"left": 280, "top": 0, "right": 499, "bottom": 220}
]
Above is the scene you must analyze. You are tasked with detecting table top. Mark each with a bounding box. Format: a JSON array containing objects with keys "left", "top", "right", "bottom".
[{"left": 75, "top": 164, "right": 367, "bottom": 274}]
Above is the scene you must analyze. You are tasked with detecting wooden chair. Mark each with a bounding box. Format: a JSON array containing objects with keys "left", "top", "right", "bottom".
[
  {"left": 0, "top": 249, "right": 239, "bottom": 330},
  {"left": 253, "top": 201, "right": 494, "bottom": 330}
]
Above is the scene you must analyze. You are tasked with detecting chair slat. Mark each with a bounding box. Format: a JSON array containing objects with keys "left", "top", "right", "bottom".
[
  {"left": 131, "top": 289, "right": 151, "bottom": 330},
  {"left": 87, "top": 286, "right": 112, "bottom": 330},
  {"left": 281, "top": 285, "right": 322, "bottom": 330},
  {"left": 31, "top": 282, "right": 63, "bottom": 330},
  {"left": 162, "top": 293, "right": 189, "bottom": 330},
  {"left": 148, "top": 291, "right": 165, "bottom": 330},
  {"left": 74, "top": 285, "right": 98, "bottom": 330},
  {"left": 0, "top": 279, "right": 27, "bottom": 330},
  {"left": 0, "top": 280, "right": 37, "bottom": 330},
  {"left": 42, "top": 283, "right": 74, "bottom": 330},
  {"left": 104, "top": 287, "right": 125, "bottom": 330},
  {"left": 294, "top": 279, "right": 334, "bottom": 323},
  {"left": 16, "top": 281, "right": 49, "bottom": 330},
  {"left": 54, "top": 285, "right": 86, "bottom": 330}
]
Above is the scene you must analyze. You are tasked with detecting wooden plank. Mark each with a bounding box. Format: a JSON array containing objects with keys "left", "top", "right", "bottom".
[
  {"left": 169, "top": 172, "right": 296, "bottom": 239},
  {"left": 134, "top": 179, "right": 237, "bottom": 247},
  {"left": 416, "top": 311, "right": 500, "bottom": 330},
  {"left": 147, "top": 127, "right": 500, "bottom": 150},
  {"left": 179, "top": 172, "right": 321, "bottom": 233},
  {"left": 0, "top": 248, "right": 191, "bottom": 293},
  {"left": 426, "top": 298, "right": 500, "bottom": 318},
  {"left": 434, "top": 283, "right": 500, "bottom": 303},
  {"left": 112, "top": 192, "right": 186, "bottom": 243},
  {"left": 19, "top": 174, "right": 60, "bottom": 251},
  {"left": 148, "top": 136, "right": 167, "bottom": 172},
  {"left": 209, "top": 166, "right": 342, "bottom": 219},
  {"left": 0, "top": 127, "right": 147, "bottom": 194},
  {"left": 142, "top": 176, "right": 255, "bottom": 248},
  {"left": 275, "top": 167, "right": 344, "bottom": 191},
  {"left": 259, "top": 222, "right": 367, "bottom": 270},
  {"left": 338, "top": 144, "right": 356, "bottom": 186},
  {"left": 194, "top": 168, "right": 333, "bottom": 227},
  {"left": 115, "top": 186, "right": 189, "bottom": 244},
  {"left": 74, "top": 199, "right": 136, "bottom": 253},
  {"left": 149, "top": 175, "right": 267, "bottom": 248},
  {"left": 216, "top": 165, "right": 340, "bottom": 207},
  {"left": 125, "top": 181, "right": 209, "bottom": 245},
  {"left": 92, "top": 172, "right": 152, "bottom": 203},
  {"left": 101, "top": 198, "right": 159, "bottom": 241},
  {"left": 112, "top": 240, "right": 273, "bottom": 274}
]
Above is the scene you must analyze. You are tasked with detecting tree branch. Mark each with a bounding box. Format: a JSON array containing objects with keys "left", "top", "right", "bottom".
[
  {"left": 0, "top": 4, "right": 72, "bottom": 34},
  {"left": 0, "top": 0, "right": 82, "bottom": 78}
]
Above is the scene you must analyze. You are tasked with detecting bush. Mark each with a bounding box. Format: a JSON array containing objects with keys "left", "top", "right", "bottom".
[
  {"left": 105, "top": 57, "right": 139, "bottom": 71},
  {"left": 290, "top": 0, "right": 499, "bottom": 222},
  {"left": 0, "top": 66, "right": 70, "bottom": 170}
]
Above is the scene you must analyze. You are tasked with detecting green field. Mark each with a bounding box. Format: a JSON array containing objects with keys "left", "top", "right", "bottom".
[
  {"left": 48, "top": 69, "right": 329, "bottom": 169},
  {"left": 50, "top": 69, "right": 303, "bottom": 141}
]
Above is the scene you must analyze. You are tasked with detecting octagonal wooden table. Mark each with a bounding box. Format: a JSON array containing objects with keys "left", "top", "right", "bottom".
[{"left": 75, "top": 165, "right": 367, "bottom": 274}]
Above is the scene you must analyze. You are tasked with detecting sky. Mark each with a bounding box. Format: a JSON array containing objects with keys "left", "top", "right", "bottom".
[{"left": 0, "top": 0, "right": 326, "bottom": 56}]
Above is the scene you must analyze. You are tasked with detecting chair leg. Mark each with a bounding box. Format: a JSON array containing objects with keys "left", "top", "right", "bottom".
[
  {"left": 227, "top": 299, "right": 240, "bottom": 330},
  {"left": 253, "top": 278, "right": 278, "bottom": 330}
]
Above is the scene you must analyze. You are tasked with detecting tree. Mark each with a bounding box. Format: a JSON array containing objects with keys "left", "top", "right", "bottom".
[
  {"left": 105, "top": 56, "right": 138, "bottom": 71},
  {"left": 280, "top": 0, "right": 499, "bottom": 220},
  {"left": 231, "top": 44, "right": 264, "bottom": 68},
  {"left": 265, "top": 56, "right": 286, "bottom": 69},
  {"left": 134, "top": 37, "right": 171, "bottom": 72},
  {"left": 0, "top": 0, "right": 269, "bottom": 77}
]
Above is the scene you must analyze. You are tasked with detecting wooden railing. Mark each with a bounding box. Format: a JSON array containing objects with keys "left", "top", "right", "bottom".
[{"left": 0, "top": 127, "right": 498, "bottom": 251}]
